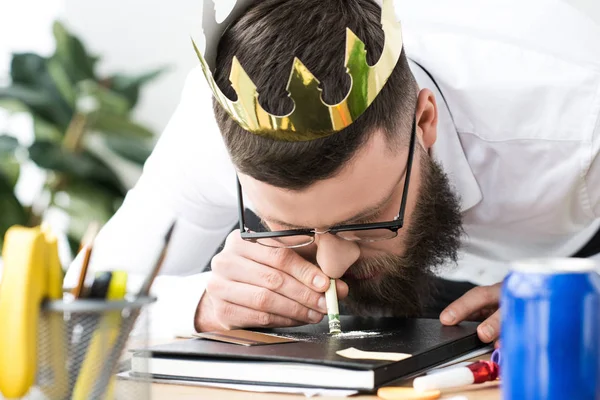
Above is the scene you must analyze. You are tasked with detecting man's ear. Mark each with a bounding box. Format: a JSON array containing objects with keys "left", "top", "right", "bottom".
[{"left": 415, "top": 89, "right": 438, "bottom": 150}]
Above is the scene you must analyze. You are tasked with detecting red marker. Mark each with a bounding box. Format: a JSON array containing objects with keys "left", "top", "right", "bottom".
[{"left": 413, "top": 360, "right": 499, "bottom": 392}]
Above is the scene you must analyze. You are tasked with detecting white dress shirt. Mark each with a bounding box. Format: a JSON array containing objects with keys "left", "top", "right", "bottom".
[{"left": 67, "top": 0, "right": 600, "bottom": 338}]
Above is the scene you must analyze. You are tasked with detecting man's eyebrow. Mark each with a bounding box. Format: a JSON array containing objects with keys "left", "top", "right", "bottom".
[
  {"left": 332, "top": 197, "right": 391, "bottom": 226},
  {"left": 264, "top": 180, "right": 400, "bottom": 230}
]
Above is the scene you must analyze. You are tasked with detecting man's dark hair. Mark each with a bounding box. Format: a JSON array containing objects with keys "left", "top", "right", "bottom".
[{"left": 213, "top": 0, "right": 418, "bottom": 189}]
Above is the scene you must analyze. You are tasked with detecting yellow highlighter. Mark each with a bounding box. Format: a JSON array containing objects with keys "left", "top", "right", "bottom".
[
  {"left": 72, "top": 271, "right": 128, "bottom": 400},
  {"left": 0, "top": 226, "right": 53, "bottom": 398}
]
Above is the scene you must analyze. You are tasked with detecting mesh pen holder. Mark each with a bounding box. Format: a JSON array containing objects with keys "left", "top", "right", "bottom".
[{"left": 29, "top": 297, "right": 155, "bottom": 400}]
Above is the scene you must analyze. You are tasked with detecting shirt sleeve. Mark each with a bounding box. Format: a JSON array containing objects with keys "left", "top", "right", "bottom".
[{"left": 65, "top": 66, "right": 237, "bottom": 337}]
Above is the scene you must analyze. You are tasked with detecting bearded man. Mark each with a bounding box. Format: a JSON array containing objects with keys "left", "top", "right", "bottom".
[{"left": 68, "top": 0, "right": 600, "bottom": 343}]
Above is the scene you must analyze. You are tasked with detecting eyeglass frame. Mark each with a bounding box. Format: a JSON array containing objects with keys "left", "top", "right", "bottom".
[{"left": 236, "top": 116, "right": 417, "bottom": 247}]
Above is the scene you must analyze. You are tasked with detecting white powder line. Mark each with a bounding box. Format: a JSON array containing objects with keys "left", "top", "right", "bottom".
[
  {"left": 270, "top": 330, "right": 384, "bottom": 341},
  {"left": 331, "top": 331, "right": 380, "bottom": 338}
]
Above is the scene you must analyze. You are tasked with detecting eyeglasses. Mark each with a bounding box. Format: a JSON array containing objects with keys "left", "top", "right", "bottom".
[{"left": 236, "top": 117, "right": 417, "bottom": 248}]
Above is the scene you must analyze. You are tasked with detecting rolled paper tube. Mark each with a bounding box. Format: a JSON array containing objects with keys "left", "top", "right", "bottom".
[{"left": 325, "top": 279, "right": 341, "bottom": 333}]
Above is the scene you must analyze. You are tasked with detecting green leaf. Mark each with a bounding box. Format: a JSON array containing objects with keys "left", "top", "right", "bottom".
[
  {"left": 47, "top": 57, "right": 76, "bottom": 106},
  {"left": 28, "top": 140, "right": 126, "bottom": 196},
  {"left": 0, "top": 156, "right": 20, "bottom": 189},
  {"left": 6, "top": 53, "right": 74, "bottom": 128},
  {"left": 0, "top": 98, "right": 30, "bottom": 113},
  {"left": 33, "top": 117, "right": 64, "bottom": 142},
  {"left": 0, "top": 172, "right": 27, "bottom": 248},
  {"left": 107, "top": 67, "right": 167, "bottom": 107},
  {"left": 69, "top": 36, "right": 97, "bottom": 79},
  {"left": 52, "top": 21, "right": 96, "bottom": 82},
  {"left": 77, "top": 80, "right": 130, "bottom": 115},
  {"left": 0, "top": 84, "right": 55, "bottom": 109},
  {"left": 10, "top": 52, "right": 47, "bottom": 85},
  {"left": 90, "top": 112, "right": 155, "bottom": 139},
  {"left": 52, "top": 180, "right": 120, "bottom": 246},
  {"left": 104, "top": 136, "right": 153, "bottom": 165},
  {"left": 88, "top": 55, "right": 101, "bottom": 68},
  {"left": 0, "top": 135, "right": 21, "bottom": 188},
  {"left": 116, "top": 67, "right": 166, "bottom": 87},
  {"left": 0, "top": 84, "right": 72, "bottom": 132}
]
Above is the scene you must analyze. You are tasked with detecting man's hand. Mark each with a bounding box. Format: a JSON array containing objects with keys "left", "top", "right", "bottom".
[
  {"left": 439, "top": 282, "right": 502, "bottom": 343},
  {"left": 195, "top": 230, "right": 349, "bottom": 332}
]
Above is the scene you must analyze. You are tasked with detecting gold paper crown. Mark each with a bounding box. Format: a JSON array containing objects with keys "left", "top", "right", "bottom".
[{"left": 193, "top": 0, "right": 403, "bottom": 141}]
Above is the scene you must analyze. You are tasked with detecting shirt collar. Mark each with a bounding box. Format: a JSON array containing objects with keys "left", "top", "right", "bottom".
[{"left": 408, "top": 59, "right": 482, "bottom": 212}]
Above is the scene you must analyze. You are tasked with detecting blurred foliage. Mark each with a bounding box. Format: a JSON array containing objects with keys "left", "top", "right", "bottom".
[{"left": 0, "top": 21, "right": 166, "bottom": 251}]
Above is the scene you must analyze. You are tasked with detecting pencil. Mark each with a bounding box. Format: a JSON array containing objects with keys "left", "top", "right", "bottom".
[
  {"left": 137, "top": 221, "right": 176, "bottom": 296},
  {"left": 72, "top": 221, "right": 100, "bottom": 298},
  {"left": 326, "top": 278, "right": 341, "bottom": 334}
]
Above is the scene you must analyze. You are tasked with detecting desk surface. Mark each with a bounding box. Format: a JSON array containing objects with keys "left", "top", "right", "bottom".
[{"left": 151, "top": 381, "right": 500, "bottom": 399}]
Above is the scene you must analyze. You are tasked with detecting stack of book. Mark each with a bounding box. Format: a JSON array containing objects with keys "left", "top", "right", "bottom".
[{"left": 129, "top": 316, "right": 486, "bottom": 392}]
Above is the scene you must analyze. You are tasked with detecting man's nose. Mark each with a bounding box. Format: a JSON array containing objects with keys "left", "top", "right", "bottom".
[{"left": 314, "top": 233, "right": 360, "bottom": 279}]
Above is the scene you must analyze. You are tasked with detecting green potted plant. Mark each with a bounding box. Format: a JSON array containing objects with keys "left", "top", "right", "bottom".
[{"left": 0, "top": 21, "right": 166, "bottom": 253}]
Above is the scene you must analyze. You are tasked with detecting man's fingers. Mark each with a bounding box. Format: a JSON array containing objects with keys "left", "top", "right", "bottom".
[
  {"left": 213, "top": 255, "right": 327, "bottom": 313},
  {"left": 213, "top": 300, "right": 304, "bottom": 330},
  {"left": 477, "top": 309, "right": 501, "bottom": 343},
  {"left": 440, "top": 283, "right": 502, "bottom": 326},
  {"left": 208, "top": 277, "right": 324, "bottom": 324},
  {"left": 228, "top": 233, "right": 330, "bottom": 292},
  {"left": 264, "top": 247, "right": 330, "bottom": 292}
]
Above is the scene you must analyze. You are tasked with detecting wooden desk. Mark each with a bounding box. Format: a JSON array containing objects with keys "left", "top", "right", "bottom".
[{"left": 151, "top": 381, "right": 500, "bottom": 400}]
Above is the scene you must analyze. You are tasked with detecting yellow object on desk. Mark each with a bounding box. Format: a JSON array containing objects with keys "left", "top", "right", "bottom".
[
  {"left": 0, "top": 225, "right": 64, "bottom": 398},
  {"left": 72, "top": 271, "right": 128, "bottom": 400},
  {"left": 377, "top": 387, "right": 441, "bottom": 400}
]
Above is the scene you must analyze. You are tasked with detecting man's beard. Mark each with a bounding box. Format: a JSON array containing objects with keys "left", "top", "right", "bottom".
[{"left": 342, "top": 150, "right": 463, "bottom": 317}]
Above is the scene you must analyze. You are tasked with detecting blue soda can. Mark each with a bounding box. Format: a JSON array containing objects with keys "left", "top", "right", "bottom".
[{"left": 501, "top": 258, "right": 600, "bottom": 400}]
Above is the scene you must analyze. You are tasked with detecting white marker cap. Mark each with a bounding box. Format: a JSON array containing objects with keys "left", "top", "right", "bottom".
[{"left": 413, "top": 367, "right": 474, "bottom": 392}]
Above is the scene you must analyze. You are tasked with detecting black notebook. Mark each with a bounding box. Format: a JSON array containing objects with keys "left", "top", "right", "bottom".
[{"left": 131, "top": 317, "right": 486, "bottom": 391}]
